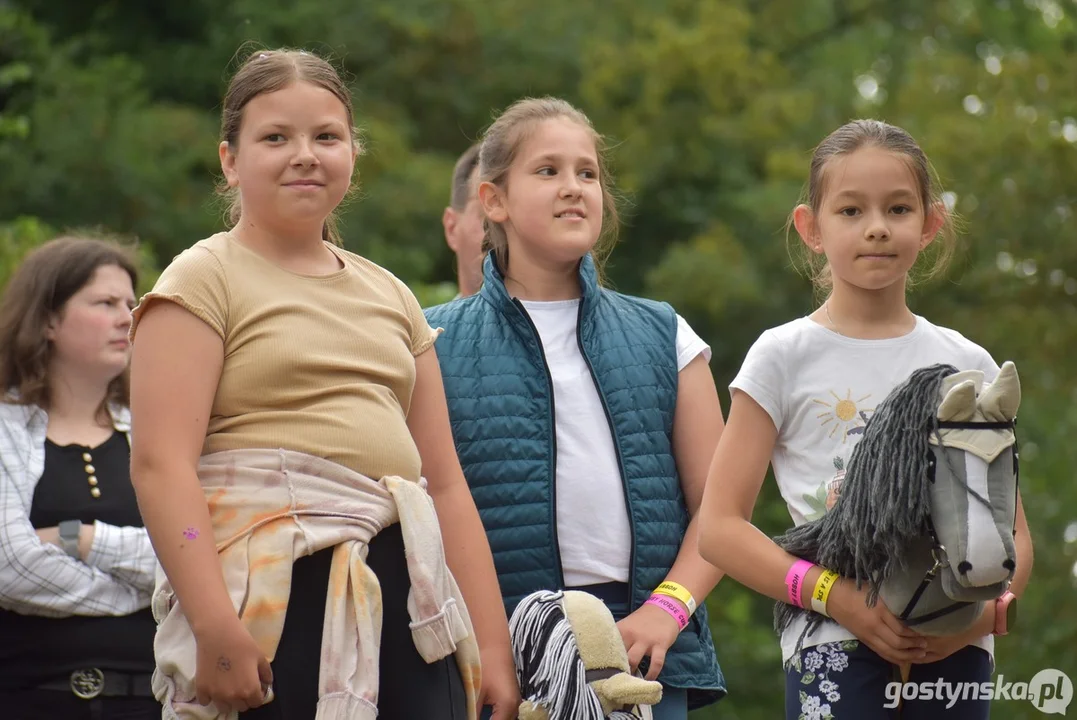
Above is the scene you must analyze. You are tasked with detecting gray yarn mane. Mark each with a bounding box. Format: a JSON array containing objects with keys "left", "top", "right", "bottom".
[{"left": 773, "top": 363, "right": 958, "bottom": 651}]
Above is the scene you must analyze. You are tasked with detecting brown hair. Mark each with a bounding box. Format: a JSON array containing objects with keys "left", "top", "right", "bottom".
[
  {"left": 790, "top": 119, "right": 958, "bottom": 290},
  {"left": 450, "top": 143, "right": 481, "bottom": 211},
  {"left": 0, "top": 235, "right": 139, "bottom": 411},
  {"left": 219, "top": 48, "right": 362, "bottom": 246},
  {"left": 478, "top": 97, "right": 620, "bottom": 282}
]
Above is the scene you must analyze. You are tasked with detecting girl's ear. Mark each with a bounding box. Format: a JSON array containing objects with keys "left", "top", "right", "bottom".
[
  {"left": 220, "top": 142, "right": 239, "bottom": 188},
  {"left": 479, "top": 181, "right": 508, "bottom": 224},
  {"left": 793, "top": 204, "right": 823, "bottom": 254},
  {"left": 921, "top": 201, "right": 947, "bottom": 249}
]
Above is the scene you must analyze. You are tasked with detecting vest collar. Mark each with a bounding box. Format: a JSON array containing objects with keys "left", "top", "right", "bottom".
[{"left": 479, "top": 252, "right": 601, "bottom": 314}]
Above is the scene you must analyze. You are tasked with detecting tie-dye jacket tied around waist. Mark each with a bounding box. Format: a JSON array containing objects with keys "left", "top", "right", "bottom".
[{"left": 151, "top": 448, "right": 482, "bottom": 720}]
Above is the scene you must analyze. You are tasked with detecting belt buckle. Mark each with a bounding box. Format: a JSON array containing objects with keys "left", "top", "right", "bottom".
[{"left": 70, "top": 668, "right": 105, "bottom": 699}]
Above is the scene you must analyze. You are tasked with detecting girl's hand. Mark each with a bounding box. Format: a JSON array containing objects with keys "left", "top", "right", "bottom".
[
  {"left": 826, "top": 579, "right": 928, "bottom": 665},
  {"left": 194, "top": 616, "right": 273, "bottom": 713},
  {"left": 916, "top": 632, "right": 974, "bottom": 664},
  {"left": 478, "top": 643, "right": 521, "bottom": 719},
  {"left": 916, "top": 605, "right": 994, "bottom": 664},
  {"left": 617, "top": 601, "right": 684, "bottom": 681}
]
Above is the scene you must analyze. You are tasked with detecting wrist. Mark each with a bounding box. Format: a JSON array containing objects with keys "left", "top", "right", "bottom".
[
  {"left": 784, "top": 559, "right": 815, "bottom": 608},
  {"left": 799, "top": 566, "right": 822, "bottom": 609},
  {"left": 822, "top": 577, "right": 850, "bottom": 623},
  {"left": 57, "top": 519, "right": 82, "bottom": 559},
  {"left": 661, "top": 595, "right": 691, "bottom": 616},
  {"left": 78, "top": 522, "right": 96, "bottom": 560},
  {"left": 645, "top": 594, "right": 690, "bottom": 631},
  {"left": 189, "top": 605, "right": 242, "bottom": 641},
  {"left": 653, "top": 581, "right": 697, "bottom": 615},
  {"left": 478, "top": 639, "right": 513, "bottom": 657},
  {"left": 36, "top": 526, "right": 60, "bottom": 547}
]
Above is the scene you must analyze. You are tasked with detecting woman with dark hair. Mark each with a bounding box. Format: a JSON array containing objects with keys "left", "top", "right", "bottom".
[{"left": 0, "top": 236, "right": 159, "bottom": 719}]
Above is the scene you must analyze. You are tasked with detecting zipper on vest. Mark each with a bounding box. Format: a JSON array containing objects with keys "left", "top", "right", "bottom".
[
  {"left": 512, "top": 298, "right": 566, "bottom": 589},
  {"left": 574, "top": 301, "right": 637, "bottom": 605}
]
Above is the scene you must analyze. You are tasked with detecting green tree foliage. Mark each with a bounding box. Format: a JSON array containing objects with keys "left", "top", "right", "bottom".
[{"left": 2, "top": 1, "right": 1075, "bottom": 716}]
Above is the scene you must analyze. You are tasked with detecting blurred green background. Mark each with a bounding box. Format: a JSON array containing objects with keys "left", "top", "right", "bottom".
[{"left": 2, "top": 0, "right": 1075, "bottom": 716}]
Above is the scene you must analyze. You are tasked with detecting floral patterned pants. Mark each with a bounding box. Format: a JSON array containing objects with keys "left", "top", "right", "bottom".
[{"left": 784, "top": 641, "right": 991, "bottom": 719}]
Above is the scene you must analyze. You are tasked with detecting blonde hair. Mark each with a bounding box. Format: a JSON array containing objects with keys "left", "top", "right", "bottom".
[
  {"left": 789, "top": 119, "right": 958, "bottom": 291},
  {"left": 478, "top": 97, "right": 620, "bottom": 282},
  {"left": 218, "top": 48, "right": 362, "bottom": 246}
]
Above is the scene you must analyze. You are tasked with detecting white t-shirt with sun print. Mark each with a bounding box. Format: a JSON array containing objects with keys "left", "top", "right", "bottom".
[{"left": 729, "top": 315, "right": 1000, "bottom": 664}]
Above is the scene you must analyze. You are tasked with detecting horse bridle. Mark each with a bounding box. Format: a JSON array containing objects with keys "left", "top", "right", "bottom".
[{"left": 897, "top": 418, "right": 1018, "bottom": 625}]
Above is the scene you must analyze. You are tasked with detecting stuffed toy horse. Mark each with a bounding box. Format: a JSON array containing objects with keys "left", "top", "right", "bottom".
[
  {"left": 775, "top": 362, "right": 1021, "bottom": 651},
  {"left": 509, "top": 589, "right": 663, "bottom": 720}
]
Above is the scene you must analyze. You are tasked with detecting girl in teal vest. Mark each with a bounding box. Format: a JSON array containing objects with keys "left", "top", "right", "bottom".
[{"left": 426, "top": 97, "right": 727, "bottom": 718}]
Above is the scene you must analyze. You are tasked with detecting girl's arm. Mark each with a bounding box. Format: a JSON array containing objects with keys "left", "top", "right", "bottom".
[
  {"left": 129, "top": 301, "right": 231, "bottom": 636},
  {"left": 665, "top": 354, "right": 726, "bottom": 602},
  {"left": 697, "top": 391, "right": 787, "bottom": 598},
  {"left": 698, "top": 390, "right": 928, "bottom": 666},
  {"left": 1010, "top": 492, "right": 1033, "bottom": 597},
  {"left": 408, "top": 346, "right": 520, "bottom": 720},
  {"left": 130, "top": 301, "right": 270, "bottom": 712},
  {"left": 616, "top": 354, "right": 726, "bottom": 679}
]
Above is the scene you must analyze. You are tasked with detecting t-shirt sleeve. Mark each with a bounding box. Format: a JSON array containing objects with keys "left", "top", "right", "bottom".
[
  {"left": 728, "top": 329, "right": 787, "bottom": 433},
  {"left": 674, "top": 313, "right": 712, "bottom": 371},
  {"left": 974, "top": 345, "right": 1001, "bottom": 381},
  {"left": 391, "top": 277, "right": 441, "bottom": 357},
  {"left": 129, "top": 246, "right": 229, "bottom": 342}
]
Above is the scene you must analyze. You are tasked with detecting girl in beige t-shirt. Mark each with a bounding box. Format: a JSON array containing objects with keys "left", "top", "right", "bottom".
[{"left": 128, "top": 48, "right": 518, "bottom": 720}]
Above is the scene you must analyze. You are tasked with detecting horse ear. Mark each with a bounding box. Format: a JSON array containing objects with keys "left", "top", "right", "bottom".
[
  {"left": 978, "top": 361, "right": 1021, "bottom": 421},
  {"left": 938, "top": 379, "right": 977, "bottom": 421}
]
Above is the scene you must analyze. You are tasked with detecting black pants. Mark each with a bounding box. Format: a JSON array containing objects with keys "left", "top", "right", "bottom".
[
  {"left": 0, "top": 692, "right": 159, "bottom": 720},
  {"left": 241, "top": 522, "right": 467, "bottom": 720},
  {"left": 785, "top": 640, "right": 992, "bottom": 719}
]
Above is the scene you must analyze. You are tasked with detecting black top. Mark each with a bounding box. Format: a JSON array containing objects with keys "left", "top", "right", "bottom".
[{"left": 0, "top": 430, "right": 157, "bottom": 688}]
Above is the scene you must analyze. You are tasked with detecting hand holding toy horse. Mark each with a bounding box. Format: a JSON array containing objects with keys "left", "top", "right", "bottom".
[{"left": 774, "top": 362, "right": 1021, "bottom": 663}]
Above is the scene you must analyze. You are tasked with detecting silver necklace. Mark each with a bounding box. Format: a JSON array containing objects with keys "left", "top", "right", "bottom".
[{"left": 824, "top": 300, "right": 840, "bottom": 333}]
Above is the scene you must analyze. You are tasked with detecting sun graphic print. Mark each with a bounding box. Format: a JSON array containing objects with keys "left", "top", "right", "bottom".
[{"left": 813, "top": 389, "right": 874, "bottom": 443}]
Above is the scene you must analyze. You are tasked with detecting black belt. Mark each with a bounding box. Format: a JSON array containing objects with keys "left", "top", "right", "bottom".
[{"left": 36, "top": 669, "right": 154, "bottom": 699}]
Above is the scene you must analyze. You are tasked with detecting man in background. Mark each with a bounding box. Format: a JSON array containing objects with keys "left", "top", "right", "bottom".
[{"left": 441, "top": 144, "right": 485, "bottom": 299}]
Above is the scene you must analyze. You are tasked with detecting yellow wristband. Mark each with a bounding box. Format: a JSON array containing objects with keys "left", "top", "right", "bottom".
[
  {"left": 654, "top": 581, "right": 697, "bottom": 615},
  {"left": 811, "top": 570, "right": 839, "bottom": 617}
]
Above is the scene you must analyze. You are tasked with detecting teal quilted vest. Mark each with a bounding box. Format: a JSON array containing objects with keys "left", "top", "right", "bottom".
[{"left": 425, "top": 254, "right": 726, "bottom": 708}]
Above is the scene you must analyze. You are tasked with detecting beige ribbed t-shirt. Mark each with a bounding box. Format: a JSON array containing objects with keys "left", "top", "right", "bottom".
[{"left": 130, "top": 232, "right": 439, "bottom": 481}]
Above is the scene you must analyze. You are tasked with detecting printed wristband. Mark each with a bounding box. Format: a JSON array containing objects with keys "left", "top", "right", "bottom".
[
  {"left": 785, "top": 559, "right": 815, "bottom": 609},
  {"left": 645, "top": 594, "right": 690, "bottom": 631},
  {"left": 810, "top": 569, "right": 839, "bottom": 617},
  {"left": 654, "top": 581, "right": 697, "bottom": 615}
]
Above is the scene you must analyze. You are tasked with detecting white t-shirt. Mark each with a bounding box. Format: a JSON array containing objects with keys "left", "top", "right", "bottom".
[
  {"left": 729, "top": 315, "right": 1000, "bottom": 664},
  {"left": 519, "top": 299, "right": 710, "bottom": 587}
]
